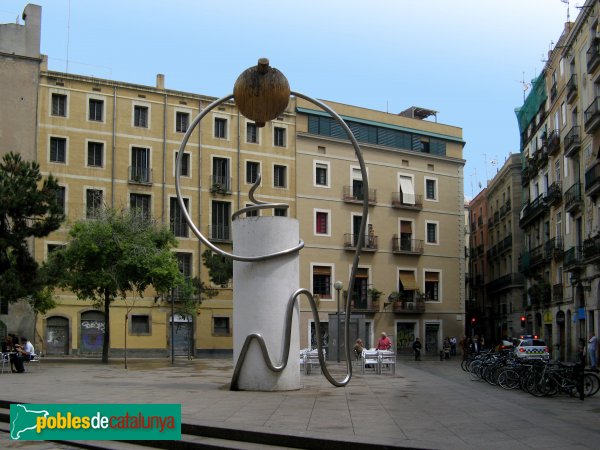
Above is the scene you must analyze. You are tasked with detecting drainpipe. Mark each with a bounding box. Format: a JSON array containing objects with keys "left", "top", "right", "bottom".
[
  {"left": 162, "top": 89, "right": 167, "bottom": 225},
  {"left": 237, "top": 111, "right": 241, "bottom": 211},
  {"left": 111, "top": 86, "right": 117, "bottom": 207}
]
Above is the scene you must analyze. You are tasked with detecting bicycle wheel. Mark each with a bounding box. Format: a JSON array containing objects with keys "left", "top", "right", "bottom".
[
  {"left": 469, "top": 361, "right": 483, "bottom": 381},
  {"left": 498, "top": 369, "right": 520, "bottom": 390},
  {"left": 583, "top": 373, "right": 600, "bottom": 397}
]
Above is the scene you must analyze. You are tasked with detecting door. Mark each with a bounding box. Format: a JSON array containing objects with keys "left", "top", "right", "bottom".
[
  {"left": 425, "top": 323, "right": 440, "bottom": 355},
  {"left": 80, "top": 311, "right": 104, "bottom": 355},
  {"left": 557, "top": 311, "right": 566, "bottom": 361},
  {"left": 46, "top": 316, "right": 69, "bottom": 355},
  {"left": 396, "top": 322, "right": 416, "bottom": 355},
  {"left": 310, "top": 321, "right": 329, "bottom": 355},
  {"left": 353, "top": 215, "right": 363, "bottom": 246},
  {"left": 352, "top": 168, "right": 363, "bottom": 199},
  {"left": 353, "top": 269, "right": 368, "bottom": 310},
  {"left": 131, "top": 147, "right": 150, "bottom": 182},
  {"left": 212, "top": 201, "right": 231, "bottom": 240},
  {"left": 169, "top": 314, "right": 193, "bottom": 357}
]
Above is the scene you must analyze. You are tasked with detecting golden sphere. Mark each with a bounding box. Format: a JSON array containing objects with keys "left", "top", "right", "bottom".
[{"left": 233, "top": 58, "right": 290, "bottom": 127}]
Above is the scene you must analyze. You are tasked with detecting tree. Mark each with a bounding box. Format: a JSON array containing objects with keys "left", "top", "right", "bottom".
[
  {"left": 48, "top": 208, "right": 183, "bottom": 363},
  {"left": 202, "top": 250, "right": 233, "bottom": 287},
  {"left": 0, "top": 152, "right": 63, "bottom": 309}
]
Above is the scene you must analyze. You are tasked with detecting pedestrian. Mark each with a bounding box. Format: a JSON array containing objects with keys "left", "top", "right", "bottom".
[
  {"left": 450, "top": 336, "right": 457, "bottom": 356},
  {"left": 376, "top": 332, "right": 392, "bottom": 351},
  {"left": 575, "top": 338, "right": 587, "bottom": 401},
  {"left": 470, "top": 335, "right": 481, "bottom": 354},
  {"left": 588, "top": 332, "right": 597, "bottom": 370},
  {"left": 443, "top": 338, "right": 451, "bottom": 359},
  {"left": 459, "top": 335, "right": 469, "bottom": 360},
  {"left": 412, "top": 338, "right": 422, "bottom": 361}
]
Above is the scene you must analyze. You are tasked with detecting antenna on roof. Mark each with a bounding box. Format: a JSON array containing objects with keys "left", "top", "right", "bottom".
[
  {"left": 520, "top": 72, "right": 531, "bottom": 101},
  {"left": 66, "top": 0, "right": 71, "bottom": 73},
  {"left": 561, "top": 0, "right": 570, "bottom": 22}
]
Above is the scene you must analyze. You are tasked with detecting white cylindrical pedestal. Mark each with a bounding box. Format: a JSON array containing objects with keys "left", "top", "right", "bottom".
[{"left": 232, "top": 216, "right": 300, "bottom": 391}]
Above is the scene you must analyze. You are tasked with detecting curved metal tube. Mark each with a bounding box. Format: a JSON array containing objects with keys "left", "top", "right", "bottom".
[
  {"left": 176, "top": 90, "right": 369, "bottom": 388},
  {"left": 231, "top": 174, "right": 289, "bottom": 220}
]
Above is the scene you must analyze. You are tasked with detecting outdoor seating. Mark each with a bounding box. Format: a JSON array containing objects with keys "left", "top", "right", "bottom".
[
  {"left": 379, "top": 350, "right": 396, "bottom": 374},
  {"left": 305, "top": 348, "right": 326, "bottom": 374},
  {"left": 362, "top": 349, "right": 380, "bottom": 374},
  {"left": 0, "top": 353, "right": 9, "bottom": 374}
]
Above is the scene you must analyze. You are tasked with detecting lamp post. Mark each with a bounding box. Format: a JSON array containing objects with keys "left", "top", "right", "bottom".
[{"left": 334, "top": 281, "right": 344, "bottom": 363}]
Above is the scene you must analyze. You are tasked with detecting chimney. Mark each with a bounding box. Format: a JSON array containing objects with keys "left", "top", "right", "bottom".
[{"left": 156, "top": 74, "right": 165, "bottom": 90}]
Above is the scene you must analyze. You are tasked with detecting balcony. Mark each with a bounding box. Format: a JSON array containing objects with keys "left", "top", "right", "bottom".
[
  {"left": 391, "top": 192, "right": 421, "bottom": 210},
  {"left": 566, "top": 73, "right": 578, "bottom": 104},
  {"left": 519, "top": 194, "right": 548, "bottom": 227},
  {"left": 529, "top": 243, "right": 549, "bottom": 269},
  {"left": 545, "top": 236, "right": 563, "bottom": 260},
  {"left": 486, "top": 245, "right": 496, "bottom": 260},
  {"left": 545, "top": 181, "right": 562, "bottom": 206},
  {"left": 546, "top": 129, "right": 560, "bottom": 156},
  {"left": 494, "top": 211, "right": 499, "bottom": 223},
  {"left": 564, "top": 182, "right": 582, "bottom": 214},
  {"left": 587, "top": 37, "right": 600, "bottom": 73},
  {"left": 393, "top": 296, "right": 426, "bottom": 314},
  {"left": 563, "top": 246, "right": 584, "bottom": 270},
  {"left": 585, "top": 97, "right": 600, "bottom": 134},
  {"left": 518, "top": 253, "right": 530, "bottom": 273},
  {"left": 391, "top": 236, "right": 423, "bottom": 255},
  {"left": 343, "top": 233, "right": 378, "bottom": 252},
  {"left": 488, "top": 217, "right": 494, "bottom": 229},
  {"left": 476, "top": 244, "right": 483, "bottom": 256},
  {"left": 583, "top": 233, "right": 600, "bottom": 263},
  {"left": 563, "top": 125, "right": 581, "bottom": 158},
  {"left": 208, "top": 224, "right": 231, "bottom": 243},
  {"left": 585, "top": 161, "right": 600, "bottom": 199},
  {"left": 552, "top": 283, "right": 563, "bottom": 304},
  {"left": 477, "top": 216, "right": 483, "bottom": 226},
  {"left": 210, "top": 175, "right": 232, "bottom": 194},
  {"left": 128, "top": 166, "right": 152, "bottom": 185},
  {"left": 487, "top": 273, "right": 524, "bottom": 294},
  {"left": 497, "top": 234, "right": 513, "bottom": 255},
  {"left": 522, "top": 164, "right": 532, "bottom": 186},
  {"left": 471, "top": 221, "right": 476, "bottom": 231},
  {"left": 550, "top": 82, "right": 557, "bottom": 103},
  {"left": 343, "top": 186, "right": 376, "bottom": 204}
]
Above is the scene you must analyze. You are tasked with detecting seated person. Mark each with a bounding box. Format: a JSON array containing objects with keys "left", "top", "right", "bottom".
[
  {"left": 11, "top": 337, "right": 35, "bottom": 373},
  {"left": 2, "top": 335, "right": 13, "bottom": 353}
]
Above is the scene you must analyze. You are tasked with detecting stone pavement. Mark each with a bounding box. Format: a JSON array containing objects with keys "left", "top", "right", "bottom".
[{"left": 1, "top": 356, "right": 600, "bottom": 449}]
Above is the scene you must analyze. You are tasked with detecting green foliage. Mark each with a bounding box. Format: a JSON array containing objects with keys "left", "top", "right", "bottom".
[
  {"left": 0, "top": 152, "right": 64, "bottom": 304},
  {"left": 173, "top": 277, "right": 218, "bottom": 317},
  {"left": 47, "top": 208, "right": 182, "bottom": 362},
  {"left": 202, "top": 250, "right": 233, "bottom": 287},
  {"left": 367, "top": 287, "right": 383, "bottom": 301}
]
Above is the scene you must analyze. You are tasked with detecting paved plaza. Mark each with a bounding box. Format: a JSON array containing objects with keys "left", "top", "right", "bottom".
[{"left": 1, "top": 356, "right": 600, "bottom": 449}]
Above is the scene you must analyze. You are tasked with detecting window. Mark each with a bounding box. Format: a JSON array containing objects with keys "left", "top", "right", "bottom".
[
  {"left": 424, "top": 271, "right": 440, "bottom": 301},
  {"left": 176, "top": 253, "right": 192, "bottom": 278},
  {"left": 352, "top": 168, "right": 364, "bottom": 199},
  {"left": 51, "top": 93, "right": 67, "bottom": 117},
  {"left": 86, "top": 189, "right": 103, "bottom": 219},
  {"left": 211, "top": 201, "right": 231, "bottom": 241},
  {"left": 130, "top": 315, "right": 150, "bottom": 334},
  {"left": 399, "top": 220, "right": 413, "bottom": 250},
  {"left": 130, "top": 193, "right": 151, "bottom": 220},
  {"left": 47, "top": 243, "right": 65, "bottom": 256},
  {"left": 399, "top": 175, "right": 415, "bottom": 205},
  {"left": 130, "top": 147, "right": 151, "bottom": 183},
  {"left": 274, "top": 126, "right": 286, "bottom": 147},
  {"left": 312, "top": 266, "right": 332, "bottom": 299},
  {"left": 212, "top": 157, "right": 230, "bottom": 192},
  {"left": 246, "top": 122, "right": 258, "bottom": 143},
  {"left": 50, "top": 137, "right": 66, "bottom": 163},
  {"left": 87, "top": 141, "right": 104, "bottom": 167},
  {"left": 214, "top": 117, "right": 227, "bottom": 138},
  {"left": 555, "top": 160, "right": 561, "bottom": 183},
  {"left": 170, "top": 197, "right": 189, "bottom": 237},
  {"left": 274, "top": 165, "right": 287, "bottom": 188},
  {"left": 134, "top": 105, "right": 148, "bottom": 128},
  {"left": 55, "top": 186, "right": 65, "bottom": 214},
  {"left": 246, "top": 203, "right": 258, "bottom": 217},
  {"left": 213, "top": 316, "right": 231, "bottom": 336},
  {"left": 246, "top": 161, "right": 259, "bottom": 184},
  {"left": 315, "top": 211, "right": 329, "bottom": 235},
  {"left": 175, "top": 111, "right": 189, "bottom": 133},
  {"left": 561, "top": 102, "right": 566, "bottom": 127},
  {"left": 175, "top": 152, "right": 190, "bottom": 177},
  {"left": 315, "top": 162, "right": 328, "bottom": 187},
  {"left": 426, "top": 222, "right": 438, "bottom": 244},
  {"left": 425, "top": 178, "right": 437, "bottom": 200},
  {"left": 274, "top": 208, "right": 287, "bottom": 217},
  {"left": 89, "top": 99, "right": 103, "bottom": 121}
]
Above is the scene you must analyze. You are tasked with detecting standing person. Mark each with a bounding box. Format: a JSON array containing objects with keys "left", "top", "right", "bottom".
[
  {"left": 471, "top": 335, "right": 481, "bottom": 354},
  {"left": 450, "top": 336, "right": 457, "bottom": 356},
  {"left": 588, "top": 332, "right": 597, "bottom": 370},
  {"left": 376, "top": 332, "right": 392, "bottom": 351},
  {"left": 443, "top": 338, "right": 451, "bottom": 359},
  {"left": 460, "top": 335, "right": 469, "bottom": 360},
  {"left": 575, "top": 338, "right": 587, "bottom": 401},
  {"left": 412, "top": 338, "right": 422, "bottom": 361}
]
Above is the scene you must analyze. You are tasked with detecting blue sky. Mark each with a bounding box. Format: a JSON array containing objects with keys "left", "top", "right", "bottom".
[{"left": 2, "top": 1, "right": 572, "bottom": 198}]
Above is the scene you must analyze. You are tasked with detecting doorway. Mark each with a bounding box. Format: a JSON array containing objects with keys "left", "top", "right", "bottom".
[
  {"left": 46, "top": 316, "right": 69, "bottom": 355},
  {"left": 425, "top": 323, "right": 440, "bottom": 355},
  {"left": 169, "top": 314, "right": 193, "bottom": 357}
]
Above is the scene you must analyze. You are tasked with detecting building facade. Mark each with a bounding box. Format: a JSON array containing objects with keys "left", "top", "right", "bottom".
[{"left": 1, "top": 4, "right": 466, "bottom": 358}]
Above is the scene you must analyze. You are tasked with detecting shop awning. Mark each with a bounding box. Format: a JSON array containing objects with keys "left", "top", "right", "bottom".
[{"left": 399, "top": 176, "right": 415, "bottom": 205}]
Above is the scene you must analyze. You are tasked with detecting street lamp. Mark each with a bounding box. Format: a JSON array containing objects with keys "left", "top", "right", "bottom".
[{"left": 334, "top": 281, "right": 344, "bottom": 363}]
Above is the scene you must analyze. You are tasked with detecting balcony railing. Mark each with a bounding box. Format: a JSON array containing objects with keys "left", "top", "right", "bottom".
[
  {"left": 564, "top": 125, "right": 581, "bottom": 158},
  {"left": 477, "top": 216, "right": 483, "bottom": 226},
  {"left": 552, "top": 283, "right": 563, "bottom": 304},
  {"left": 566, "top": 73, "right": 578, "bottom": 103},
  {"left": 545, "top": 236, "right": 563, "bottom": 260},
  {"left": 564, "top": 246, "right": 584, "bottom": 269},
  {"left": 519, "top": 193, "right": 548, "bottom": 227},
  {"left": 208, "top": 224, "right": 231, "bottom": 242},
  {"left": 343, "top": 233, "right": 378, "bottom": 251},
  {"left": 391, "top": 192, "right": 422, "bottom": 210},
  {"left": 518, "top": 252, "right": 530, "bottom": 272},
  {"left": 487, "top": 273, "right": 524, "bottom": 293},
  {"left": 587, "top": 37, "right": 600, "bottom": 73},
  {"left": 585, "top": 161, "right": 600, "bottom": 198},
  {"left": 583, "top": 234, "right": 600, "bottom": 263},
  {"left": 393, "top": 297, "right": 426, "bottom": 314},
  {"left": 391, "top": 236, "right": 424, "bottom": 255},
  {"left": 546, "top": 129, "right": 560, "bottom": 156},
  {"left": 550, "top": 82, "right": 557, "bottom": 103},
  {"left": 128, "top": 166, "right": 152, "bottom": 185},
  {"left": 564, "top": 182, "right": 582, "bottom": 214},
  {"left": 488, "top": 217, "right": 494, "bottom": 229},
  {"left": 343, "top": 186, "right": 376, "bottom": 204},
  {"left": 210, "top": 175, "right": 232, "bottom": 194},
  {"left": 584, "top": 96, "right": 600, "bottom": 134},
  {"left": 545, "top": 181, "right": 562, "bottom": 206},
  {"left": 529, "top": 243, "right": 549, "bottom": 268}
]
